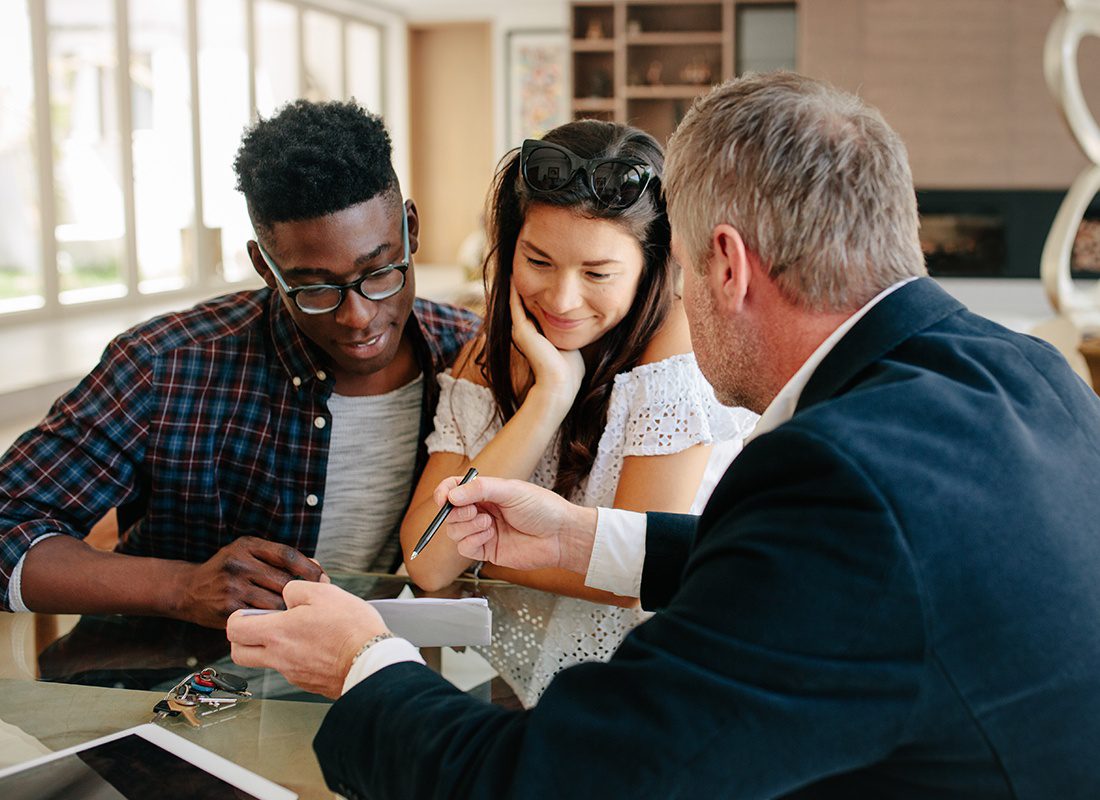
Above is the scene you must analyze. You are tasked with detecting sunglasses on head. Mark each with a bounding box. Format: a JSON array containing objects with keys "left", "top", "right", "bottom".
[{"left": 520, "top": 139, "right": 655, "bottom": 210}]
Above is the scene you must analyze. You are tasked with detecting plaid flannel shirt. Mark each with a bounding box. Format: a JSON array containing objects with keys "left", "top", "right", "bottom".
[{"left": 0, "top": 289, "right": 478, "bottom": 611}]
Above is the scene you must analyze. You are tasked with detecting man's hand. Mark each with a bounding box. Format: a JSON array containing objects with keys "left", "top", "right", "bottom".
[
  {"left": 175, "top": 536, "right": 327, "bottom": 628},
  {"left": 227, "top": 581, "right": 387, "bottom": 699},
  {"left": 435, "top": 476, "right": 598, "bottom": 574}
]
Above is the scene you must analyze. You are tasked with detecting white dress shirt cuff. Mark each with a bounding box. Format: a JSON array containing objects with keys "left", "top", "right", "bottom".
[
  {"left": 341, "top": 636, "right": 425, "bottom": 695},
  {"left": 8, "top": 532, "right": 63, "bottom": 613},
  {"left": 585, "top": 508, "right": 647, "bottom": 598}
]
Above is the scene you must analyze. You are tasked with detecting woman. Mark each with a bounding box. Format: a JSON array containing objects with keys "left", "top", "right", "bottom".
[{"left": 400, "top": 120, "right": 757, "bottom": 705}]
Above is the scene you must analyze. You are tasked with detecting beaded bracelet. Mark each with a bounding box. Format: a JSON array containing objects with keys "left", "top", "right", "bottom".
[{"left": 350, "top": 631, "right": 395, "bottom": 664}]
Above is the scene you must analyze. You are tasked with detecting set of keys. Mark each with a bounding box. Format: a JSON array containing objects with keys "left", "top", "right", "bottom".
[{"left": 150, "top": 667, "right": 252, "bottom": 728}]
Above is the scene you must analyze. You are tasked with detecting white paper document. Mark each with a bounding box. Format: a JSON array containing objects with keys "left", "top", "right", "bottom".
[{"left": 369, "top": 597, "right": 491, "bottom": 647}]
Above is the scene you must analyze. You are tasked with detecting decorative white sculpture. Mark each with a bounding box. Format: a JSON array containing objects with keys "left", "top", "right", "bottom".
[{"left": 1041, "top": 0, "right": 1100, "bottom": 328}]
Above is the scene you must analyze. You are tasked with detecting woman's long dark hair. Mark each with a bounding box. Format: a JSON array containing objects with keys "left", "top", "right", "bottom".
[{"left": 477, "top": 120, "right": 675, "bottom": 499}]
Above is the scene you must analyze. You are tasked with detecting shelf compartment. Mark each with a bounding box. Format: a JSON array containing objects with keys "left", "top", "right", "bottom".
[
  {"left": 573, "top": 51, "right": 616, "bottom": 99},
  {"left": 625, "top": 85, "right": 710, "bottom": 99},
  {"left": 572, "top": 38, "right": 616, "bottom": 52},
  {"left": 573, "top": 4, "right": 615, "bottom": 40},
  {"left": 625, "top": 3, "right": 722, "bottom": 35},
  {"left": 574, "top": 109, "right": 616, "bottom": 123},
  {"left": 626, "top": 32, "right": 723, "bottom": 45},
  {"left": 626, "top": 42, "right": 721, "bottom": 90},
  {"left": 573, "top": 97, "right": 617, "bottom": 112},
  {"left": 626, "top": 97, "right": 693, "bottom": 144}
]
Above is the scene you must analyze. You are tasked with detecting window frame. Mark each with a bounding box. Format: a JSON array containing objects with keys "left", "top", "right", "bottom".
[{"left": 1, "top": 0, "right": 394, "bottom": 326}]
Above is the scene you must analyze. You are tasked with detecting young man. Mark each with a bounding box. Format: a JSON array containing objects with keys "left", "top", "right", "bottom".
[
  {"left": 0, "top": 100, "right": 478, "bottom": 628},
  {"left": 231, "top": 74, "right": 1100, "bottom": 797}
]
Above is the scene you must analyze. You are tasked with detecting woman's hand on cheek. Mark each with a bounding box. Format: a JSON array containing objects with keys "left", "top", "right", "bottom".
[{"left": 509, "top": 284, "right": 585, "bottom": 411}]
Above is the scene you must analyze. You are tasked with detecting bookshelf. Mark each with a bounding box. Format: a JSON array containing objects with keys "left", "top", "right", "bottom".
[{"left": 570, "top": 1, "right": 797, "bottom": 142}]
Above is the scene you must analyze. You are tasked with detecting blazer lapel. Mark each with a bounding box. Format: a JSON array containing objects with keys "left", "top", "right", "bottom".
[{"left": 795, "top": 278, "right": 965, "bottom": 414}]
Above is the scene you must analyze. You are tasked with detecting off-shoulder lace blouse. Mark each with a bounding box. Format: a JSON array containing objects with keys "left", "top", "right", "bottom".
[{"left": 426, "top": 352, "right": 758, "bottom": 706}]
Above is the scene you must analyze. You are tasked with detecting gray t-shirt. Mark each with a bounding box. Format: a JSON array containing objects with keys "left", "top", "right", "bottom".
[{"left": 313, "top": 375, "right": 423, "bottom": 572}]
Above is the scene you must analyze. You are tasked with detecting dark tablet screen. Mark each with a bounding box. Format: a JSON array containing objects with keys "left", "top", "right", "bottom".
[{"left": 0, "top": 733, "right": 262, "bottom": 799}]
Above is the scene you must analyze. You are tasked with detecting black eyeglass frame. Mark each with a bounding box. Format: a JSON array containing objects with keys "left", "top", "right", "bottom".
[
  {"left": 520, "top": 139, "right": 655, "bottom": 210},
  {"left": 254, "top": 207, "right": 411, "bottom": 315}
]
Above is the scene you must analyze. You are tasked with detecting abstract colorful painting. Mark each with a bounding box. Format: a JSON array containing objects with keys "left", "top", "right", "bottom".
[{"left": 507, "top": 30, "right": 569, "bottom": 146}]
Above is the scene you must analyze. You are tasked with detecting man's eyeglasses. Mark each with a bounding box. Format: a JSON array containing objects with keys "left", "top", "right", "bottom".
[
  {"left": 520, "top": 139, "right": 655, "bottom": 210},
  {"left": 255, "top": 209, "right": 410, "bottom": 315}
]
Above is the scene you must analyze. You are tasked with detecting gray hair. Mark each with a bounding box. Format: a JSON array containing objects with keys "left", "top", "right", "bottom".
[{"left": 665, "top": 72, "right": 926, "bottom": 312}]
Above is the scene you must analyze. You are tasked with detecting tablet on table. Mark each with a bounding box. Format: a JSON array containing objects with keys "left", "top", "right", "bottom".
[{"left": 0, "top": 722, "right": 296, "bottom": 799}]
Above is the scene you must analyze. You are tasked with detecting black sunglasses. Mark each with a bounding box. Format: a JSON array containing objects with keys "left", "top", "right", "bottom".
[{"left": 520, "top": 139, "right": 655, "bottom": 209}]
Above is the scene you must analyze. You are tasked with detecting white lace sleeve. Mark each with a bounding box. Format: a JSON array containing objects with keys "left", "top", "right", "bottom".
[
  {"left": 424, "top": 372, "right": 501, "bottom": 458},
  {"left": 610, "top": 353, "right": 756, "bottom": 457}
]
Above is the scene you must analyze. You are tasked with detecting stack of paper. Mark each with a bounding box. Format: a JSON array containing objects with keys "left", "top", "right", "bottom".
[{"left": 368, "top": 598, "right": 491, "bottom": 648}]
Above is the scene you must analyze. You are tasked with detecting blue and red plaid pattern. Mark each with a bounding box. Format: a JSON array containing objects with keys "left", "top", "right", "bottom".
[{"left": 0, "top": 289, "right": 478, "bottom": 611}]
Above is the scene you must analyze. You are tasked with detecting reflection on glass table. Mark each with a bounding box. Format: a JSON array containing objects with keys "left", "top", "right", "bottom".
[
  {"left": 16, "top": 573, "right": 523, "bottom": 704},
  {"left": 2, "top": 572, "right": 572, "bottom": 798}
]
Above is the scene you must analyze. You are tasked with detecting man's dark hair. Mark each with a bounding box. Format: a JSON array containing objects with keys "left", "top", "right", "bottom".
[{"left": 234, "top": 99, "right": 399, "bottom": 232}]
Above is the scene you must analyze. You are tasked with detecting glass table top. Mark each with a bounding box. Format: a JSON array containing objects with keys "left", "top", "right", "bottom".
[{"left": 0, "top": 572, "right": 533, "bottom": 799}]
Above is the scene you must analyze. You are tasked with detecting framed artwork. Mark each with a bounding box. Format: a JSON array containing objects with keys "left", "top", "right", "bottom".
[{"left": 506, "top": 29, "right": 569, "bottom": 146}]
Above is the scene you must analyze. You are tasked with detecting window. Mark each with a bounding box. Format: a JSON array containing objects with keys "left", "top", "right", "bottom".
[
  {"left": 198, "top": 0, "right": 252, "bottom": 282},
  {"left": 305, "top": 10, "right": 343, "bottom": 102},
  {"left": 347, "top": 22, "right": 383, "bottom": 114},
  {"left": 736, "top": 4, "right": 797, "bottom": 76},
  {"left": 0, "top": 0, "right": 387, "bottom": 319},
  {"left": 255, "top": 0, "right": 299, "bottom": 116},
  {"left": 0, "top": 0, "right": 42, "bottom": 313},
  {"left": 130, "top": 0, "right": 194, "bottom": 293},
  {"left": 49, "top": 0, "right": 127, "bottom": 304}
]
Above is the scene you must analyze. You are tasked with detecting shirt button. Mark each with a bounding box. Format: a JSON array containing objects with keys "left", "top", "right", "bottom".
[
  {"left": 306, "top": 494, "right": 319, "bottom": 507},
  {"left": 314, "top": 416, "right": 326, "bottom": 429},
  {"left": 292, "top": 376, "right": 302, "bottom": 387},
  {"left": 316, "top": 370, "right": 327, "bottom": 381}
]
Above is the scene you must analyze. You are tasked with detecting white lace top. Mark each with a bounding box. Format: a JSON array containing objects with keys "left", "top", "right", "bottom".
[{"left": 426, "top": 352, "right": 758, "bottom": 706}]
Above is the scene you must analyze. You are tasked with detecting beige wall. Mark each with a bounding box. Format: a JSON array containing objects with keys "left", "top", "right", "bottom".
[
  {"left": 409, "top": 23, "right": 495, "bottom": 265},
  {"left": 800, "top": 0, "right": 1100, "bottom": 189}
]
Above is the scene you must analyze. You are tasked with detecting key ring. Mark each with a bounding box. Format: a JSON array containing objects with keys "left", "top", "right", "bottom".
[{"left": 151, "top": 665, "right": 253, "bottom": 727}]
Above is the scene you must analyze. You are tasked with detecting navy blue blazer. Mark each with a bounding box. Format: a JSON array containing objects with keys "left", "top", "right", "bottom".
[{"left": 314, "top": 278, "right": 1100, "bottom": 799}]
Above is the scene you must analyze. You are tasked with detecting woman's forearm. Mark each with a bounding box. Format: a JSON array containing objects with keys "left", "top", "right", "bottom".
[{"left": 401, "top": 387, "right": 572, "bottom": 591}]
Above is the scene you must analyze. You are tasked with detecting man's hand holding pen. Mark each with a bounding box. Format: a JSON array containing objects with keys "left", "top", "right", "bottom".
[{"left": 434, "top": 475, "right": 599, "bottom": 575}]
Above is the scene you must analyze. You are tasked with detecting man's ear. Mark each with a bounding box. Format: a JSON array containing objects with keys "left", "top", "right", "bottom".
[
  {"left": 247, "top": 240, "right": 278, "bottom": 291},
  {"left": 405, "top": 199, "right": 421, "bottom": 256},
  {"left": 709, "top": 224, "right": 751, "bottom": 314}
]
